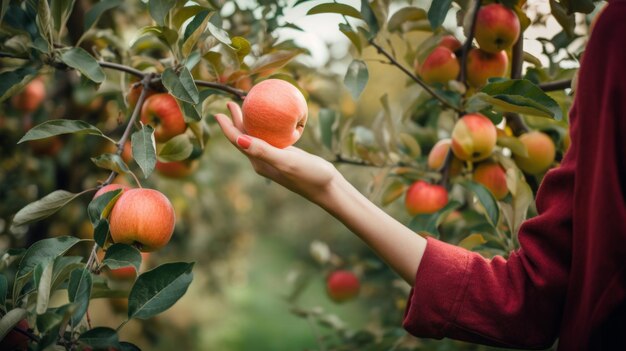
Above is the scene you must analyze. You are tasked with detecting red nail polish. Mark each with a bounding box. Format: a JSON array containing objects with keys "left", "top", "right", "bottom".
[{"left": 236, "top": 135, "right": 252, "bottom": 149}]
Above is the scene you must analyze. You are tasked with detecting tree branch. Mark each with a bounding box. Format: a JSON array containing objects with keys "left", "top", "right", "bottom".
[
  {"left": 438, "top": 148, "right": 455, "bottom": 187},
  {"left": 506, "top": 33, "right": 529, "bottom": 136},
  {"left": 194, "top": 79, "right": 247, "bottom": 100},
  {"left": 459, "top": 0, "right": 482, "bottom": 85},
  {"left": 98, "top": 61, "right": 145, "bottom": 78},
  {"left": 333, "top": 154, "right": 409, "bottom": 169},
  {"left": 539, "top": 79, "right": 571, "bottom": 92},
  {"left": 368, "top": 39, "right": 463, "bottom": 114}
]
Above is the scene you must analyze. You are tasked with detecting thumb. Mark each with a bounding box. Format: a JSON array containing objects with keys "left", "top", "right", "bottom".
[{"left": 236, "top": 135, "right": 285, "bottom": 166}]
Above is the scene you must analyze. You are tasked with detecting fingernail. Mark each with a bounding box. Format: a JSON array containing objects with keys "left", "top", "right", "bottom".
[{"left": 236, "top": 135, "right": 252, "bottom": 149}]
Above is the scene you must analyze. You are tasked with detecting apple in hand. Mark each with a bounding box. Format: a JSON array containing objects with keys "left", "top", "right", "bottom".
[
  {"left": 514, "top": 131, "right": 556, "bottom": 174},
  {"left": 326, "top": 270, "right": 360, "bottom": 303},
  {"left": 109, "top": 188, "right": 176, "bottom": 252},
  {"left": 466, "top": 48, "right": 508, "bottom": 87},
  {"left": 140, "top": 93, "right": 187, "bottom": 142},
  {"left": 451, "top": 113, "right": 497, "bottom": 162},
  {"left": 405, "top": 181, "right": 448, "bottom": 215},
  {"left": 242, "top": 79, "right": 308, "bottom": 149},
  {"left": 427, "top": 139, "right": 463, "bottom": 176},
  {"left": 417, "top": 46, "right": 460, "bottom": 85},
  {"left": 473, "top": 161, "right": 509, "bottom": 200},
  {"left": 12, "top": 78, "right": 46, "bottom": 113},
  {"left": 474, "top": 3, "right": 521, "bottom": 53}
]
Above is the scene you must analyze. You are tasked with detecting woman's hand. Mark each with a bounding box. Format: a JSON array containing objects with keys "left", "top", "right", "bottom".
[{"left": 214, "top": 102, "right": 341, "bottom": 205}]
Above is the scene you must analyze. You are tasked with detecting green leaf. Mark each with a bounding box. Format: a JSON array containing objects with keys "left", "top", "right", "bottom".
[
  {"left": 93, "top": 219, "right": 109, "bottom": 247},
  {"left": 463, "top": 181, "right": 499, "bottom": 227},
  {"left": 182, "top": 10, "right": 210, "bottom": 57},
  {"left": 561, "top": 0, "right": 595, "bottom": 14},
  {"left": 0, "top": 274, "right": 6, "bottom": 306},
  {"left": 550, "top": 0, "right": 576, "bottom": 37},
  {"left": 149, "top": 0, "right": 175, "bottom": 26},
  {"left": 68, "top": 268, "right": 92, "bottom": 326},
  {"left": 381, "top": 179, "right": 407, "bottom": 206},
  {"left": 428, "top": 0, "right": 452, "bottom": 29},
  {"left": 0, "top": 66, "right": 38, "bottom": 103},
  {"left": 1, "top": 0, "right": 9, "bottom": 23},
  {"left": 60, "top": 47, "right": 106, "bottom": 83},
  {"left": 408, "top": 201, "right": 462, "bottom": 236},
  {"left": 207, "top": 19, "right": 232, "bottom": 46},
  {"left": 388, "top": 7, "right": 428, "bottom": 32},
  {"left": 158, "top": 134, "right": 193, "bottom": 162},
  {"left": 319, "top": 109, "right": 337, "bottom": 150},
  {"left": 344, "top": 59, "right": 368, "bottom": 100},
  {"left": 120, "top": 341, "right": 142, "bottom": 351},
  {"left": 360, "top": 0, "right": 380, "bottom": 38},
  {"left": 138, "top": 25, "right": 179, "bottom": 49},
  {"left": 36, "top": 0, "right": 54, "bottom": 50},
  {"left": 35, "top": 262, "right": 54, "bottom": 314},
  {"left": 83, "top": 0, "right": 122, "bottom": 31},
  {"left": 0, "top": 308, "right": 27, "bottom": 341},
  {"left": 180, "top": 100, "right": 203, "bottom": 122},
  {"left": 132, "top": 125, "right": 157, "bottom": 178},
  {"left": 91, "top": 153, "right": 130, "bottom": 174},
  {"left": 231, "top": 36, "right": 251, "bottom": 62},
  {"left": 36, "top": 307, "right": 67, "bottom": 349},
  {"left": 51, "top": 0, "right": 76, "bottom": 34},
  {"left": 480, "top": 79, "right": 563, "bottom": 120},
  {"left": 18, "top": 119, "right": 107, "bottom": 143},
  {"left": 11, "top": 190, "right": 83, "bottom": 228},
  {"left": 497, "top": 136, "right": 528, "bottom": 157},
  {"left": 103, "top": 244, "right": 142, "bottom": 272},
  {"left": 50, "top": 256, "right": 84, "bottom": 292},
  {"left": 79, "top": 327, "right": 121, "bottom": 350},
  {"left": 249, "top": 50, "right": 303, "bottom": 75},
  {"left": 172, "top": 5, "right": 207, "bottom": 29},
  {"left": 162, "top": 67, "right": 199, "bottom": 104},
  {"left": 128, "top": 262, "right": 194, "bottom": 320},
  {"left": 307, "top": 3, "right": 362, "bottom": 18},
  {"left": 338, "top": 23, "right": 362, "bottom": 54},
  {"left": 88, "top": 188, "right": 122, "bottom": 223}
]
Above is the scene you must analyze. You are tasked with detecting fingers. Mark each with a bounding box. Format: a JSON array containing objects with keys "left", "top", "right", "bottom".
[
  {"left": 214, "top": 113, "right": 241, "bottom": 146},
  {"left": 237, "top": 135, "right": 286, "bottom": 167},
  {"left": 226, "top": 101, "right": 244, "bottom": 131}
]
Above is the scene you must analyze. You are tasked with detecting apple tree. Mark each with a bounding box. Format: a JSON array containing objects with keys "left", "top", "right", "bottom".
[{"left": 0, "top": 0, "right": 603, "bottom": 350}]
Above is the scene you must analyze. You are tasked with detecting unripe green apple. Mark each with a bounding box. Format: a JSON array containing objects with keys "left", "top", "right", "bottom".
[
  {"left": 418, "top": 46, "right": 460, "bottom": 85},
  {"left": 514, "top": 131, "right": 556, "bottom": 174},
  {"left": 466, "top": 48, "right": 508, "bottom": 87},
  {"left": 140, "top": 93, "right": 187, "bottom": 142},
  {"left": 474, "top": 3, "right": 521, "bottom": 53},
  {"left": 242, "top": 79, "right": 308, "bottom": 149},
  {"left": 451, "top": 113, "right": 497, "bottom": 162},
  {"left": 326, "top": 270, "right": 360, "bottom": 303},
  {"left": 427, "top": 139, "right": 463, "bottom": 176},
  {"left": 109, "top": 188, "right": 176, "bottom": 252},
  {"left": 405, "top": 181, "right": 448, "bottom": 215},
  {"left": 473, "top": 162, "right": 508, "bottom": 200}
]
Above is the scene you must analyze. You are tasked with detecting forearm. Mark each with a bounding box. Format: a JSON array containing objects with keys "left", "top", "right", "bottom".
[{"left": 315, "top": 174, "right": 427, "bottom": 285}]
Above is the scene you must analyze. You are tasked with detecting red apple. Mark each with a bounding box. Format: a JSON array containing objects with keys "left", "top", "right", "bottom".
[
  {"left": 466, "top": 48, "right": 508, "bottom": 87},
  {"left": 11, "top": 78, "right": 46, "bottom": 113},
  {"left": 451, "top": 113, "right": 497, "bottom": 162},
  {"left": 474, "top": 3, "right": 521, "bottom": 53},
  {"left": 0, "top": 319, "right": 29, "bottom": 351},
  {"left": 514, "top": 131, "right": 556, "bottom": 174},
  {"left": 405, "top": 181, "right": 448, "bottom": 215},
  {"left": 155, "top": 160, "right": 199, "bottom": 179},
  {"left": 140, "top": 93, "right": 187, "bottom": 142},
  {"left": 439, "top": 35, "right": 462, "bottom": 52},
  {"left": 427, "top": 139, "right": 463, "bottom": 176},
  {"left": 417, "top": 46, "right": 460, "bottom": 85},
  {"left": 326, "top": 270, "right": 360, "bottom": 303},
  {"left": 473, "top": 162, "right": 508, "bottom": 200},
  {"left": 109, "top": 188, "right": 176, "bottom": 252},
  {"left": 242, "top": 79, "right": 308, "bottom": 148}
]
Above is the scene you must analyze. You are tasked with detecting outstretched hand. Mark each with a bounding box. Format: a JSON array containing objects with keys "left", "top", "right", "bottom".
[{"left": 214, "top": 102, "right": 341, "bottom": 205}]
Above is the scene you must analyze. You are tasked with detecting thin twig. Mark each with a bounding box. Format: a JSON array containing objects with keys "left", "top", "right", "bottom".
[
  {"left": 539, "top": 79, "right": 571, "bottom": 91},
  {"left": 333, "top": 154, "right": 408, "bottom": 168},
  {"left": 438, "top": 148, "right": 455, "bottom": 187},
  {"left": 194, "top": 80, "right": 247, "bottom": 100},
  {"left": 13, "top": 325, "right": 40, "bottom": 343},
  {"left": 98, "top": 61, "right": 145, "bottom": 78},
  {"left": 459, "top": 0, "right": 482, "bottom": 85},
  {"left": 369, "top": 39, "right": 463, "bottom": 114}
]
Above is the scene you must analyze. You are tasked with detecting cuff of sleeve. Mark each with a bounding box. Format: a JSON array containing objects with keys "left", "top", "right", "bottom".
[{"left": 402, "top": 236, "right": 471, "bottom": 339}]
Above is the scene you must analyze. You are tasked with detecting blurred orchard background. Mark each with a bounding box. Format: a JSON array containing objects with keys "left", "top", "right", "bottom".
[{"left": 0, "top": 0, "right": 603, "bottom": 350}]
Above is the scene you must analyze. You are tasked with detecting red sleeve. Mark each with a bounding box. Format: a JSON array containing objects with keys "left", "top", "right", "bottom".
[{"left": 403, "top": 155, "right": 574, "bottom": 349}]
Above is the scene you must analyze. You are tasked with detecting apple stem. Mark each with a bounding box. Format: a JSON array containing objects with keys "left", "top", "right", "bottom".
[{"left": 438, "top": 148, "right": 455, "bottom": 187}]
